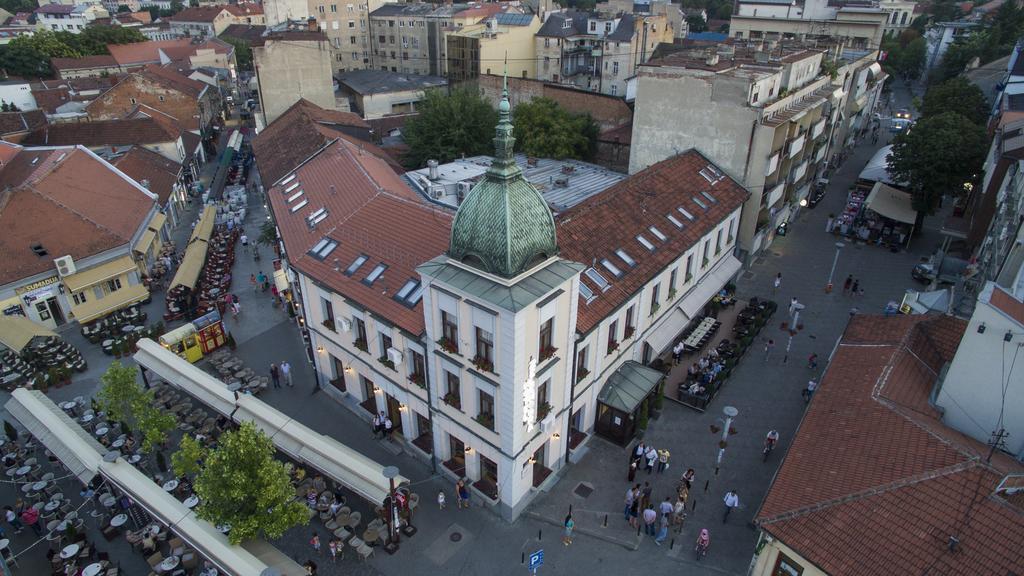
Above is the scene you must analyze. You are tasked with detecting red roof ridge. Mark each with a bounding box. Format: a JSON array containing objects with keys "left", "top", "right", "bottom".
[{"left": 758, "top": 459, "right": 981, "bottom": 527}]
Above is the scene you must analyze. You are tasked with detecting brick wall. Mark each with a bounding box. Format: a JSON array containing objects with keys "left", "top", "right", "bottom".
[
  {"left": 86, "top": 75, "right": 203, "bottom": 132},
  {"left": 474, "top": 74, "right": 632, "bottom": 132}
]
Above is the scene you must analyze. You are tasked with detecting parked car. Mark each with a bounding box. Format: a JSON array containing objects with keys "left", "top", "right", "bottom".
[{"left": 807, "top": 178, "right": 828, "bottom": 208}]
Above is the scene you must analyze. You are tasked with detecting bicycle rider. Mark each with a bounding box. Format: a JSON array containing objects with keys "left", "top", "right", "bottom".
[{"left": 765, "top": 429, "right": 780, "bottom": 451}]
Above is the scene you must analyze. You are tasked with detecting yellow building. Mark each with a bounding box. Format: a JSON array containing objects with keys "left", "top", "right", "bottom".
[
  {"left": 0, "top": 143, "right": 158, "bottom": 328},
  {"left": 446, "top": 14, "right": 541, "bottom": 83}
]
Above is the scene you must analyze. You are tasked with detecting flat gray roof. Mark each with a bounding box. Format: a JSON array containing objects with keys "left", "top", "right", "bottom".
[{"left": 337, "top": 70, "right": 448, "bottom": 95}]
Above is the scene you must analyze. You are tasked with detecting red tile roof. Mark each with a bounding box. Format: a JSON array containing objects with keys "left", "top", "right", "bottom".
[
  {"left": 597, "top": 122, "right": 632, "bottom": 145},
  {"left": 113, "top": 145, "right": 182, "bottom": 204},
  {"left": 989, "top": 285, "right": 1024, "bottom": 325},
  {"left": 0, "top": 144, "right": 156, "bottom": 284},
  {"left": 51, "top": 55, "right": 118, "bottom": 72},
  {"left": 140, "top": 64, "right": 206, "bottom": 98},
  {"left": 756, "top": 314, "right": 1024, "bottom": 576},
  {"left": 170, "top": 5, "right": 230, "bottom": 22},
  {"left": 224, "top": 3, "right": 263, "bottom": 16},
  {"left": 107, "top": 39, "right": 194, "bottom": 67},
  {"left": 23, "top": 118, "right": 179, "bottom": 148},
  {"left": 265, "top": 138, "right": 450, "bottom": 335},
  {"left": 0, "top": 110, "right": 46, "bottom": 138},
  {"left": 252, "top": 99, "right": 382, "bottom": 186},
  {"left": 556, "top": 150, "right": 748, "bottom": 333}
]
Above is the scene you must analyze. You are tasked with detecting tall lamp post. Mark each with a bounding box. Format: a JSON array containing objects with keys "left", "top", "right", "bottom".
[
  {"left": 715, "top": 405, "right": 739, "bottom": 475},
  {"left": 383, "top": 465, "right": 400, "bottom": 554},
  {"left": 825, "top": 241, "right": 845, "bottom": 293}
]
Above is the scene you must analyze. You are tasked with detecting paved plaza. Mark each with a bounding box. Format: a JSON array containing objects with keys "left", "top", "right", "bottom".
[{"left": 0, "top": 83, "right": 947, "bottom": 575}]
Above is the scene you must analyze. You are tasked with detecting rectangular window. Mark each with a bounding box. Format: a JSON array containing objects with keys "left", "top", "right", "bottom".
[
  {"left": 318, "top": 5, "right": 325, "bottom": 12},
  {"left": 475, "top": 327, "right": 493, "bottom": 365},
  {"left": 321, "top": 297, "right": 335, "bottom": 329},
  {"left": 380, "top": 333, "right": 392, "bottom": 357},
  {"left": 441, "top": 310, "right": 459, "bottom": 353},
  {"left": 538, "top": 318, "right": 554, "bottom": 358},
  {"left": 650, "top": 284, "right": 660, "bottom": 316},
  {"left": 636, "top": 235, "right": 655, "bottom": 251},
  {"left": 607, "top": 320, "right": 618, "bottom": 354},
  {"left": 669, "top": 268, "right": 678, "bottom": 294},
  {"left": 575, "top": 346, "right": 588, "bottom": 381},
  {"left": 536, "top": 380, "right": 549, "bottom": 422},
  {"left": 354, "top": 317, "right": 367, "bottom": 345},
  {"left": 445, "top": 371, "right": 461, "bottom": 409},
  {"left": 350, "top": 35, "right": 356, "bottom": 43},
  {"left": 106, "top": 278, "right": 122, "bottom": 293},
  {"left": 410, "top": 350, "right": 425, "bottom": 380},
  {"left": 601, "top": 258, "right": 623, "bottom": 278},
  {"left": 73, "top": 291, "right": 87, "bottom": 305},
  {"left": 625, "top": 305, "right": 636, "bottom": 336},
  {"left": 686, "top": 255, "right": 694, "bottom": 281},
  {"left": 478, "top": 389, "right": 494, "bottom": 422},
  {"left": 702, "top": 241, "right": 710, "bottom": 266},
  {"left": 612, "top": 61, "right": 619, "bottom": 75},
  {"left": 716, "top": 229, "right": 723, "bottom": 254},
  {"left": 345, "top": 254, "right": 368, "bottom": 275},
  {"left": 615, "top": 248, "right": 635, "bottom": 267},
  {"left": 611, "top": 85, "right": 618, "bottom": 96},
  {"left": 330, "top": 4, "right": 337, "bottom": 11},
  {"left": 728, "top": 218, "right": 736, "bottom": 243},
  {"left": 348, "top": 20, "right": 354, "bottom": 27}
]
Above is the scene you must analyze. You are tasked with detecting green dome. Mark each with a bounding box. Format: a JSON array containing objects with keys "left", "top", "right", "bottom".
[{"left": 448, "top": 78, "right": 558, "bottom": 279}]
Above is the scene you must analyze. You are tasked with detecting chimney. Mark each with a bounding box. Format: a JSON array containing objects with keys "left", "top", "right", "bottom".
[
  {"left": 428, "top": 159, "right": 439, "bottom": 180},
  {"left": 307, "top": 17, "right": 317, "bottom": 32},
  {"left": 141, "top": 179, "right": 150, "bottom": 189}
]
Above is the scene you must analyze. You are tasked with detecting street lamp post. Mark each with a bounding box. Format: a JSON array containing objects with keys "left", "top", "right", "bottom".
[
  {"left": 825, "top": 241, "right": 845, "bottom": 293},
  {"left": 383, "top": 465, "right": 400, "bottom": 554},
  {"left": 715, "top": 406, "right": 739, "bottom": 475}
]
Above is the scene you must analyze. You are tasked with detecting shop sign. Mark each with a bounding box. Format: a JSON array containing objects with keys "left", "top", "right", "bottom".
[{"left": 15, "top": 276, "right": 58, "bottom": 295}]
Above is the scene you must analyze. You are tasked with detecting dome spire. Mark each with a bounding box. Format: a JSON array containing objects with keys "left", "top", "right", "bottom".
[{"left": 488, "top": 54, "right": 518, "bottom": 179}]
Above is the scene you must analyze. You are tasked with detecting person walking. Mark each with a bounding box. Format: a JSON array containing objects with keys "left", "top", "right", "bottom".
[
  {"left": 454, "top": 479, "right": 465, "bottom": 509},
  {"left": 240, "top": 233, "right": 249, "bottom": 251},
  {"left": 4, "top": 506, "right": 22, "bottom": 534},
  {"left": 803, "top": 379, "right": 818, "bottom": 403},
  {"left": 642, "top": 505, "right": 657, "bottom": 536},
  {"left": 629, "top": 492, "right": 640, "bottom": 528},
  {"left": 657, "top": 448, "right": 670, "bottom": 473},
  {"left": 328, "top": 538, "right": 340, "bottom": 563},
  {"left": 270, "top": 363, "right": 280, "bottom": 388},
  {"left": 807, "top": 353, "right": 818, "bottom": 369},
  {"left": 281, "top": 361, "right": 292, "bottom": 386},
  {"left": 764, "top": 339, "right": 775, "bottom": 362},
  {"left": 641, "top": 481, "right": 653, "bottom": 509},
  {"left": 624, "top": 485, "right": 636, "bottom": 522},
  {"left": 231, "top": 300, "right": 241, "bottom": 319},
  {"left": 377, "top": 411, "right": 387, "bottom": 439},
  {"left": 672, "top": 341, "right": 685, "bottom": 366},
  {"left": 384, "top": 416, "right": 394, "bottom": 441},
  {"left": 310, "top": 532, "right": 321, "bottom": 555},
  {"left": 627, "top": 458, "right": 638, "bottom": 482},
  {"left": 644, "top": 445, "right": 657, "bottom": 474},
  {"left": 851, "top": 279, "right": 860, "bottom": 298},
  {"left": 20, "top": 506, "right": 40, "bottom": 536},
  {"left": 633, "top": 441, "right": 646, "bottom": 462},
  {"left": 722, "top": 490, "right": 740, "bottom": 523},
  {"left": 437, "top": 490, "right": 446, "bottom": 510},
  {"left": 250, "top": 273, "right": 257, "bottom": 293},
  {"left": 773, "top": 272, "right": 782, "bottom": 295},
  {"left": 842, "top": 274, "right": 853, "bottom": 295},
  {"left": 673, "top": 496, "right": 687, "bottom": 533},
  {"left": 458, "top": 480, "right": 470, "bottom": 509},
  {"left": 681, "top": 468, "right": 695, "bottom": 491},
  {"left": 655, "top": 514, "right": 670, "bottom": 546},
  {"left": 371, "top": 413, "right": 381, "bottom": 438},
  {"left": 562, "top": 513, "right": 575, "bottom": 546}
]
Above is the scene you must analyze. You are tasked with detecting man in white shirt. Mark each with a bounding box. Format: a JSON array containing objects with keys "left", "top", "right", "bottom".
[
  {"left": 803, "top": 379, "right": 818, "bottom": 403},
  {"left": 722, "top": 490, "right": 740, "bottom": 523},
  {"left": 281, "top": 361, "right": 292, "bottom": 386}
]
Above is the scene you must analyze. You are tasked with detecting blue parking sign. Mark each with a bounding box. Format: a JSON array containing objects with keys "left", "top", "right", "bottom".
[{"left": 529, "top": 550, "right": 544, "bottom": 572}]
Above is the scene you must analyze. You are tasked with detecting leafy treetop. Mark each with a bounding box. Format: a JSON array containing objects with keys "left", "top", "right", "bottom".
[
  {"left": 511, "top": 97, "right": 599, "bottom": 161},
  {"left": 402, "top": 87, "right": 498, "bottom": 168}
]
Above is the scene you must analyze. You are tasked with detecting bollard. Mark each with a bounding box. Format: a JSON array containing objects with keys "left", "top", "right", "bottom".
[
  {"left": 692, "top": 499, "right": 698, "bottom": 512},
  {"left": 521, "top": 552, "right": 525, "bottom": 564},
  {"left": 704, "top": 479, "right": 710, "bottom": 493},
  {"left": 538, "top": 529, "right": 542, "bottom": 541},
  {"left": 603, "top": 514, "right": 608, "bottom": 527},
  {"left": 670, "top": 538, "right": 675, "bottom": 550}
]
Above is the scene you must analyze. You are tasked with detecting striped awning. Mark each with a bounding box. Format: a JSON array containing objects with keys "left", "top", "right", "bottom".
[{"left": 63, "top": 255, "right": 138, "bottom": 293}]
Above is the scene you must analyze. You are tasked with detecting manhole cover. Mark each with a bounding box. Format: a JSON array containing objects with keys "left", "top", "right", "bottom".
[
  {"left": 573, "top": 482, "right": 593, "bottom": 499},
  {"left": 450, "top": 532, "right": 462, "bottom": 542}
]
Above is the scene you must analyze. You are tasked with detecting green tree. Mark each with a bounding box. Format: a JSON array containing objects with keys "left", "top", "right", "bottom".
[
  {"left": 135, "top": 401, "right": 175, "bottom": 452},
  {"left": 888, "top": 112, "right": 987, "bottom": 222},
  {"left": 193, "top": 422, "right": 308, "bottom": 545},
  {"left": 920, "top": 77, "right": 989, "bottom": 125},
  {"left": 402, "top": 87, "right": 497, "bottom": 168},
  {"left": 117, "top": 4, "right": 131, "bottom": 12},
  {"left": 881, "top": 30, "right": 925, "bottom": 80},
  {"left": 512, "top": 97, "right": 599, "bottom": 160},
  {"left": 686, "top": 15, "right": 707, "bottom": 33},
  {"left": 0, "top": 0, "right": 37, "bottom": 14},
  {"left": 222, "top": 37, "right": 252, "bottom": 71},
  {"left": 257, "top": 220, "right": 277, "bottom": 247},
  {"left": 171, "top": 435, "right": 207, "bottom": 478},
  {"left": 97, "top": 361, "right": 174, "bottom": 452}
]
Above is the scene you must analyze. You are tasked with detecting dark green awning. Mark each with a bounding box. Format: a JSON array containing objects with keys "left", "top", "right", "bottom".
[{"left": 597, "top": 361, "right": 663, "bottom": 414}]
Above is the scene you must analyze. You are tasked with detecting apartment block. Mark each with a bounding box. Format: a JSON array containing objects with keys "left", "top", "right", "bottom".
[
  {"left": 730, "top": 0, "right": 889, "bottom": 51},
  {"left": 447, "top": 14, "right": 541, "bottom": 82}
]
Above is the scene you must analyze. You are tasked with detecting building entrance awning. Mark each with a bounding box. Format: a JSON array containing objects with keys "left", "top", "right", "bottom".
[
  {"left": 644, "top": 306, "right": 689, "bottom": 356},
  {"left": 63, "top": 255, "right": 138, "bottom": 292},
  {"left": 679, "top": 255, "right": 743, "bottom": 319},
  {"left": 134, "top": 339, "right": 408, "bottom": 505},
  {"left": 597, "top": 361, "right": 664, "bottom": 414},
  {"left": 72, "top": 283, "right": 149, "bottom": 324},
  {"left": 0, "top": 315, "right": 57, "bottom": 353},
  {"left": 866, "top": 181, "right": 916, "bottom": 224},
  {"left": 5, "top": 389, "right": 104, "bottom": 483}
]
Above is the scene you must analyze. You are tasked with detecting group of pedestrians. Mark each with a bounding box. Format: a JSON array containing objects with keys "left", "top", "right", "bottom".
[
  {"left": 268, "top": 361, "right": 292, "bottom": 388},
  {"left": 841, "top": 274, "right": 864, "bottom": 298},
  {"left": 371, "top": 411, "right": 394, "bottom": 441},
  {"left": 437, "top": 478, "right": 471, "bottom": 511},
  {"left": 627, "top": 442, "right": 670, "bottom": 480}
]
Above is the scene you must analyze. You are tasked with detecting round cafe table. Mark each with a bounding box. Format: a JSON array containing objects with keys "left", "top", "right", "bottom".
[
  {"left": 159, "top": 555, "right": 180, "bottom": 572},
  {"left": 14, "top": 466, "right": 29, "bottom": 477},
  {"left": 162, "top": 479, "right": 179, "bottom": 492},
  {"left": 32, "top": 480, "right": 47, "bottom": 491},
  {"left": 184, "top": 495, "right": 199, "bottom": 509},
  {"left": 44, "top": 500, "right": 61, "bottom": 512},
  {"left": 82, "top": 563, "right": 104, "bottom": 576},
  {"left": 19, "top": 483, "right": 34, "bottom": 494},
  {"left": 59, "top": 543, "right": 79, "bottom": 559},
  {"left": 94, "top": 427, "right": 109, "bottom": 437},
  {"left": 109, "top": 514, "right": 128, "bottom": 528},
  {"left": 81, "top": 414, "right": 94, "bottom": 423},
  {"left": 60, "top": 401, "right": 77, "bottom": 411},
  {"left": 111, "top": 438, "right": 125, "bottom": 449},
  {"left": 128, "top": 454, "right": 142, "bottom": 464}
]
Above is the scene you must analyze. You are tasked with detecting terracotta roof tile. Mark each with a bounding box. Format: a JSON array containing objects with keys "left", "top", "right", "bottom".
[
  {"left": 170, "top": 5, "right": 229, "bottom": 23},
  {"left": 0, "top": 110, "right": 46, "bottom": 137},
  {"left": 113, "top": 145, "right": 182, "bottom": 204},
  {"left": 252, "top": 99, "right": 384, "bottom": 186},
  {"left": 756, "top": 314, "right": 1024, "bottom": 576},
  {"left": 219, "top": 24, "right": 266, "bottom": 43},
  {"left": 265, "top": 138, "right": 449, "bottom": 335},
  {"left": 22, "top": 118, "right": 178, "bottom": 148},
  {"left": 107, "top": 39, "right": 194, "bottom": 67},
  {"left": 989, "top": 285, "right": 1024, "bottom": 325},
  {"left": 141, "top": 64, "right": 206, "bottom": 98},
  {"left": 30, "top": 87, "right": 72, "bottom": 114},
  {"left": 50, "top": 55, "right": 118, "bottom": 72},
  {"left": 0, "top": 145, "right": 155, "bottom": 284},
  {"left": 556, "top": 150, "right": 748, "bottom": 333}
]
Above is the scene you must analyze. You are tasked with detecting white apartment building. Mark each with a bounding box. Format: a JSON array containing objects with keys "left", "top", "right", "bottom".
[
  {"left": 258, "top": 87, "right": 747, "bottom": 519},
  {"left": 35, "top": 3, "right": 108, "bottom": 33},
  {"left": 731, "top": 0, "right": 889, "bottom": 50}
]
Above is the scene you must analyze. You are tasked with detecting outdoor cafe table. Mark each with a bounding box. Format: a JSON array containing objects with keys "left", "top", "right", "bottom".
[
  {"left": 111, "top": 438, "right": 125, "bottom": 449},
  {"left": 184, "top": 495, "right": 199, "bottom": 509},
  {"left": 109, "top": 514, "right": 128, "bottom": 528},
  {"left": 160, "top": 556, "right": 180, "bottom": 572},
  {"left": 128, "top": 455, "right": 142, "bottom": 464},
  {"left": 94, "top": 427, "right": 109, "bottom": 437},
  {"left": 82, "top": 562, "right": 104, "bottom": 576},
  {"left": 162, "top": 479, "right": 179, "bottom": 492},
  {"left": 14, "top": 466, "right": 29, "bottom": 477},
  {"left": 45, "top": 500, "right": 61, "bottom": 512},
  {"left": 60, "top": 401, "right": 77, "bottom": 412},
  {"left": 81, "top": 414, "right": 94, "bottom": 423},
  {"left": 59, "top": 543, "right": 79, "bottom": 559}
]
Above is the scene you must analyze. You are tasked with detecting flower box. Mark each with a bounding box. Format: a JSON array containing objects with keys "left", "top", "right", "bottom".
[
  {"left": 649, "top": 303, "right": 660, "bottom": 317},
  {"left": 471, "top": 355, "right": 494, "bottom": 374},
  {"left": 436, "top": 337, "right": 459, "bottom": 355},
  {"left": 575, "top": 368, "right": 590, "bottom": 383},
  {"left": 539, "top": 346, "right": 558, "bottom": 362},
  {"left": 443, "top": 392, "right": 461, "bottom": 410},
  {"left": 353, "top": 338, "right": 368, "bottom": 353},
  {"left": 536, "top": 401, "right": 552, "bottom": 421},
  {"left": 378, "top": 356, "right": 395, "bottom": 370},
  {"left": 321, "top": 318, "right": 335, "bottom": 332},
  {"left": 607, "top": 341, "right": 619, "bottom": 354},
  {"left": 623, "top": 326, "right": 635, "bottom": 340},
  {"left": 475, "top": 412, "right": 494, "bottom": 430},
  {"left": 408, "top": 372, "right": 426, "bottom": 388}
]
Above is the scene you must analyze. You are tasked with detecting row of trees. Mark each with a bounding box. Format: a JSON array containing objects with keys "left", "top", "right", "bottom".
[
  {"left": 0, "top": 27, "right": 147, "bottom": 78},
  {"left": 938, "top": 0, "right": 1024, "bottom": 81},
  {"left": 402, "top": 87, "right": 600, "bottom": 168},
  {"left": 887, "top": 77, "right": 990, "bottom": 224},
  {"left": 97, "top": 363, "right": 308, "bottom": 545},
  {"left": 881, "top": 29, "right": 927, "bottom": 81}
]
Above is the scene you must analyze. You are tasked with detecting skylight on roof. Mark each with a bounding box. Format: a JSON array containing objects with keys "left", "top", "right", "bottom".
[
  {"left": 615, "top": 249, "right": 636, "bottom": 267},
  {"left": 345, "top": 254, "right": 368, "bottom": 275},
  {"left": 290, "top": 199, "right": 309, "bottom": 213},
  {"left": 396, "top": 279, "right": 418, "bottom": 299},
  {"left": 394, "top": 278, "right": 424, "bottom": 306},
  {"left": 579, "top": 281, "right": 596, "bottom": 304},
  {"left": 585, "top": 267, "right": 610, "bottom": 291},
  {"left": 406, "top": 284, "right": 425, "bottom": 305},
  {"left": 364, "top": 263, "right": 387, "bottom": 284},
  {"left": 677, "top": 207, "right": 695, "bottom": 220},
  {"left": 280, "top": 173, "right": 296, "bottom": 186},
  {"left": 307, "top": 207, "right": 328, "bottom": 226},
  {"left": 649, "top": 226, "right": 667, "bottom": 241},
  {"left": 692, "top": 197, "right": 708, "bottom": 210},
  {"left": 700, "top": 190, "right": 718, "bottom": 204},
  {"left": 699, "top": 164, "right": 724, "bottom": 185},
  {"left": 284, "top": 181, "right": 300, "bottom": 194},
  {"left": 601, "top": 258, "right": 623, "bottom": 278},
  {"left": 288, "top": 190, "right": 304, "bottom": 203},
  {"left": 636, "top": 235, "right": 655, "bottom": 251},
  {"left": 667, "top": 214, "right": 684, "bottom": 228},
  {"left": 308, "top": 238, "right": 338, "bottom": 260}
]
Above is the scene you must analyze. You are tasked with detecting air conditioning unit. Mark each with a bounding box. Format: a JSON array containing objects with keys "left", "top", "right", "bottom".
[
  {"left": 340, "top": 317, "right": 352, "bottom": 332},
  {"left": 386, "top": 347, "right": 403, "bottom": 365},
  {"left": 457, "top": 181, "right": 471, "bottom": 200},
  {"left": 54, "top": 255, "right": 76, "bottom": 277},
  {"left": 540, "top": 414, "right": 555, "bottom": 433},
  {"left": 430, "top": 186, "right": 444, "bottom": 200}
]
